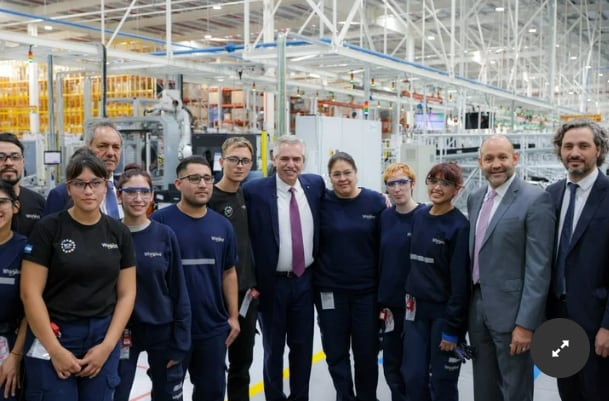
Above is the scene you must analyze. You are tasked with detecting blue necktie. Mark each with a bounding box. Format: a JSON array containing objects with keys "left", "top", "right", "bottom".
[
  {"left": 105, "top": 180, "right": 120, "bottom": 219},
  {"left": 553, "top": 182, "right": 578, "bottom": 297}
]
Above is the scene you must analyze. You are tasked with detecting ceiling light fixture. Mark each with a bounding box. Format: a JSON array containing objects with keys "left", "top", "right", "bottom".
[
  {"left": 212, "top": 5, "right": 222, "bottom": 10},
  {"left": 496, "top": 7, "right": 504, "bottom": 12},
  {"left": 44, "top": 25, "right": 53, "bottom": 31}
]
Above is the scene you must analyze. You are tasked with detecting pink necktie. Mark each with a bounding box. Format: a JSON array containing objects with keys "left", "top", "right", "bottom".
[
  {"left": 289, "top": 187, "right": 305, "bottom": 277},
  {"left": 472, "top": 190, "right": 497, "bottom": 284}
]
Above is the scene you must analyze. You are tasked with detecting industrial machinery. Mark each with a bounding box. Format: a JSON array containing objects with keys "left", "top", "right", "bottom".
[{"left": 83, "top": 90, "right": 261, "bottom": 204}]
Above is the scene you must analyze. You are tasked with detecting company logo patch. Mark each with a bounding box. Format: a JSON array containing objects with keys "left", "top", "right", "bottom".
[
  {"left": 60, "top": 239, "right": 76, "bottom": 254},
  {"left": 101, "top": 242, "right": 119, "bottom": 250},
  {"left": 211, "top": 236, "right": 225, "bottom": 243},
  {"left": 223, "top": 205, "right": 234, "bottom": 218}
]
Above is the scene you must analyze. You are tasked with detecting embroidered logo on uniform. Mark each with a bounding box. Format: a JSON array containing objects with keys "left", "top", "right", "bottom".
[
  {"left": 25, "top": 213, "right": 41, "bottom": 220},
  {"left": 101, "top": 242, "right": 119, "bottom": 250},
  {"left": 2, "top": 269, "right": 19, "bottom": 276},
  {"left": 362, "top": 214, "right": 376, "bottom": 220},
  {"left": 211, "top": 236, "right": 225, "bottom": 243},
  {"left": 223, "top": 205, "right": 234, "bottom": 218},
  {"left": 60, "top": 239, "right": 76, "bottom": 254},
  {"left": 432, "top": 238, "right": 445, "bottom": 245},
  {"left": 24, "top": 244, "right": 32, "bottom": 254},
  {"left": 144, "top": 251, "right": 162, "bottom": 258}
]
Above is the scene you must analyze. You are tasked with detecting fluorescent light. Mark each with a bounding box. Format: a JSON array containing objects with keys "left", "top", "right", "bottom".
[
  {"left": 570, "top": 56, "right": 577, "bottom": 60},
  {"left": 204, "top": 34, "right": 212, "bottom": 39},
  {"left": 212, "top": 5, "right": 222, "bottom": 10},
  {"left": 427, "top": 35, "right": 435, "bottom": 41},
  {"left": 44, "top": 25, "right": 53, "bottom": 31},
  {"left": 528, "top": 28, "right": 537, "bottom": 33},
  {"left": 599, "top": 73, "right": 604, "bottom": 77},
  {"left": 291, "top": 54, "right": 316, "bottom": 62},
  {"left": 496, "top": 7, "right": 504, "bottom": 12}
]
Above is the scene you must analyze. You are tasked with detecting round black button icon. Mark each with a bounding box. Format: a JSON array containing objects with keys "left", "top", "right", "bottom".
[{"left": 531, "top": 318, "right": 589, "bottom": 378}]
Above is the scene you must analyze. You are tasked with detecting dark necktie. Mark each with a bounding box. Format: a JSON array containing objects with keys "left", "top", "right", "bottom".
[
  {"left": 553, "top": 182, "right": 579, "bottom": 297},
  {"left": 472, "top": 190, "right": 497, "bottom": 284},
  {"left": 289, "top": 187, "right": 305, "bottom": 277},
  {"left": 105, "top": 180, "right": 120, "bottom": 219}
]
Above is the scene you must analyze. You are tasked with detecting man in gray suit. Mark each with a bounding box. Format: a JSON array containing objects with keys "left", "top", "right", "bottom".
[{"left": 467, "top": 135, "right": 555, "bottom": 401}]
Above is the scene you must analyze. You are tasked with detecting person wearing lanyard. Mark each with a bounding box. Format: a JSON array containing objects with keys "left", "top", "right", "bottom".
[
  {"left": 378, "top": 163, "right": 424, "bottom": 401},
  {"left": 113, "top": 164, "right": 191, "bottom": 401},
  {"left": 0, "top": 179, "right": 27, "bottom": 401},
  {"left": 402, "top": 162, "right": 470, "bottom": 401},
  {"left": 20, "top": 152, "right": 136, "bottom": 401},
  {"left": 315, "top": 151, "right": 386, "bottom": 401}
]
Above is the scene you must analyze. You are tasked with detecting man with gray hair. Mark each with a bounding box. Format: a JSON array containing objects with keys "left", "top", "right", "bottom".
[
  {"left": 43, "top": 121, "right": 123, "bottom": 218},
  {"left": 243, "top": 135, "right": 325, "bottom": 401},
  {"left": 546, "top": 119, "right": 609, "bottom": 401}
]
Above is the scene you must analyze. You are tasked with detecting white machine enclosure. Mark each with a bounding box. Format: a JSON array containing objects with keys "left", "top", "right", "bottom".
[{"left": 295, "top": 115, "right": 382, "bottom": 192}]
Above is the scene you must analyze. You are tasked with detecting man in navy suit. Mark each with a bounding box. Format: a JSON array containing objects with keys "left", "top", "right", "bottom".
[
  {"left": 243, "top": 135, "right": 324, "bottom": 401},
  {"left": 43, "top": 121, "right": 123, "bottom": 218},
  {"left": 546, "top": 119, "right": 609, "bottom": 401}
]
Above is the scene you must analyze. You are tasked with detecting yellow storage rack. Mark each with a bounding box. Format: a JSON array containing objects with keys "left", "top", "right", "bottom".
[{"left": 0, "top": 69, "right": 156, "bottom": 135}]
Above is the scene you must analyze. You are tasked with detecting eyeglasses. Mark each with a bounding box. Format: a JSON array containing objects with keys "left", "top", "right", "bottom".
[
  {"left": 330, "top": 170, "right": 354, "bottom": 179},
  {"left": 179, "top": 174, "right": 215, "bottom": 185},
  {"left": 425, "top": 177, "right": 456, "bottom": 188},
  {"left": 0, "top": 153, "right": 23, "bottom": 163},
  {"left": 0, "top": 197, "right": 13, "bottom": 207},
  {"left": 224, "top": 156, "right": 252, "bottom": 166},
  {"left": 119, "top": 187, "right": 153, "bottom": 200},
  {"left": 386, "top": 178, "right": 412, "bottom": 187},
  {"left": 69, "top": 178, "right": 106, "bottom": 191}
]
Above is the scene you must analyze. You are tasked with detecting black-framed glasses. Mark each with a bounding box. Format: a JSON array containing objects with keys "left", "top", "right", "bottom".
[
  {"left": 385, "top": 178, "right": 412, "bottom": 187},
  {"left": 425, "top": 177, "right": 455, "bottom": 188},
  {"left": 0, "top": 152, "right": 23, "bottom": 163},
  {"left": 68, "top": 178, "right": 107, "bottom": 191},
  {"left": 224, "top": 156, "right": 252, "bottom": 166},
  {"left": 0, "top": 197, "right": 13, "bottom": 207},
  {"left": 179, "top": 174, "right": 214, "bottom": 185},
  {"left": 119, "top": 187, "right": 153, "bottom": 200}
]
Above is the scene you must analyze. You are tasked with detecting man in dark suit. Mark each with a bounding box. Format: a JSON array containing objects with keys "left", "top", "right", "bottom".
[
  {"left": 467, "top": 135, "right": 555, "bottom": 401},
  {"left": 546, "top": 119, "right": 609, "bottom": 401},
  {"left": 243, "top": 135, "right": 324, "bottom": 401},
  {"left": 43, "top": 121, "right": 122, "bottom": 218}
]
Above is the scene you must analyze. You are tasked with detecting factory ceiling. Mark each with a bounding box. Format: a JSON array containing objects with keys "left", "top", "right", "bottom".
[{"left": 0, "top": 0, "right": 608, "bottom": 118}]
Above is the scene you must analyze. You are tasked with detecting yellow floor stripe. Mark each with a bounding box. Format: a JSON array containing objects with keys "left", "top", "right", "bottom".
[{"left": 247, "top": 351, "right": 327, "bottom": 398}]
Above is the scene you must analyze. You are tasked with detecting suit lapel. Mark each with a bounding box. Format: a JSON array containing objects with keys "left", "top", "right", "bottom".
[
  {"left": 469, "top": 190, "right": 485, "bottom": 255},
  {"left": 569, "top": 173, "right": 609, "bottom": 250},
  {"left": 482, "top": 178, "right": 520, "bottom": 247},
  {"left": 266, "top": 176, "right": 280, "bottom": 245}
]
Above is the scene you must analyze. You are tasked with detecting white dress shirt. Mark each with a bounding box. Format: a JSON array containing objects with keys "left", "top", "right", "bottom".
[{"left": 276, "top": 178, "right": 315, "bottom": 272}]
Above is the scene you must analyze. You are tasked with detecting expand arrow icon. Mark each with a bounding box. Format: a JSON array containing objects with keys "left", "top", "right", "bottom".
[{"left": 552, "top": 340, "right": 570, "bottom": 357}]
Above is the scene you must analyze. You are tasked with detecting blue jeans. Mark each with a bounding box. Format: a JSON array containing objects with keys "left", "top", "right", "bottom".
[{"left": 24, "top": 316, "right": 120, "bottom": 401}]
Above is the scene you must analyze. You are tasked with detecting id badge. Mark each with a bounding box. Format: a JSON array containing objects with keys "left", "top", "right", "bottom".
[
  {"left": 26, "top": 338, "right": 51, "bottom": 360},
  {"left": 120, "top": 329, "right": 132, "bottom": 360},
  {"left": 380, "top": 308, "right": 395, "bottom": 333},
  {"left": 320, "top": 292, "right": 335, "bottom": 310},
  {"left": 405, "top": 294, "right": 416, "bottom": 321}
]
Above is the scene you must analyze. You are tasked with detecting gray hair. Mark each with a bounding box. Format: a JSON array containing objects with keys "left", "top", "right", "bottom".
[
  {"left": 272, "top": 135, "right": 306, "bottom": 160},
  {"left": 552, "top": 119, "right": 609, "bottom": 166},
  {"left": 87, "top": 121, "right": 123, "bottom": 146}
]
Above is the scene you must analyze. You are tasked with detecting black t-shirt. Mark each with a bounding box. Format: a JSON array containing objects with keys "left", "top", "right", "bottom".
[
  {"left": 12, "top": 186, "right": 45, "bottom": 237},
  {"left": 208, "top": 186, "right": 256, "bottom": 290},
  {"left": 23, "top": 211, "right": 136, "bottom": 322}
]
